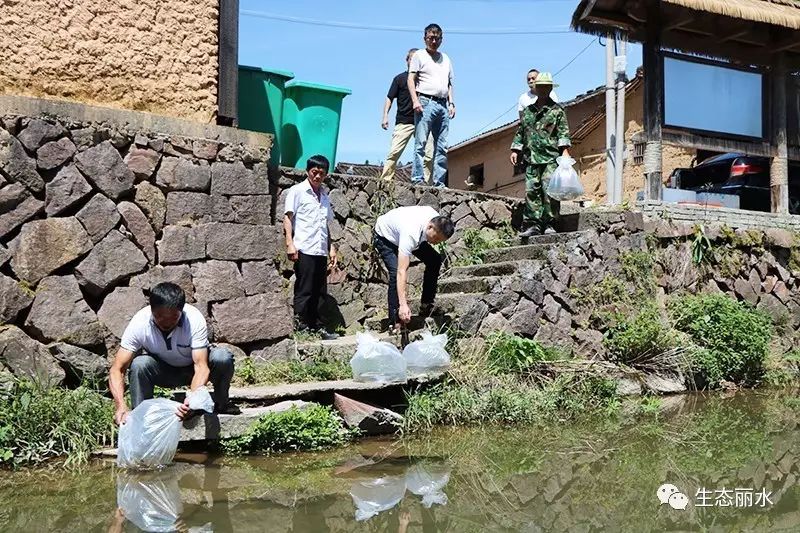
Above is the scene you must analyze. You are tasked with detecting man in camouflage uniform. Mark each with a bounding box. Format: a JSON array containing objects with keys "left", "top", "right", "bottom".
[{"left": 510, "top": 72, "right": 571, "bottom": 237}]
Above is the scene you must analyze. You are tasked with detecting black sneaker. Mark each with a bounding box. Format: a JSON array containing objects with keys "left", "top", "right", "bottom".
[
  {"left": 318, "top": 329, "right": 340, "bottom": 341},
  {"left": 543, "top": 226, "right": 557, "bottom": 235},
  {"left": 518, "top": 226, "right": 542, "bottom": 238},
  {"left": 419, "top": 302, "right": 434, "bottom": 317}
]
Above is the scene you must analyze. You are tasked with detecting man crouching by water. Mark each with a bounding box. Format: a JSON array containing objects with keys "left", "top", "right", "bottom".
[
  {"left": 373, "top": 206, "right": 455, "bottom": 332},
  {"left": 109, "top": 282, "right": 234, "bottom": 425}
]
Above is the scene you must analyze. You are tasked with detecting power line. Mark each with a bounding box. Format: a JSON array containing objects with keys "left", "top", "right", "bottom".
[
  {"left": 240, "top": 10, "right": 572, "bottom": 35},
  {"left": 463, "top": 37, "right": 600, "bottom": 140}
]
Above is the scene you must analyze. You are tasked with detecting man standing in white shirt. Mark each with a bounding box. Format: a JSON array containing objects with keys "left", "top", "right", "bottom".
[
  {"left": 109, "top": 282, "right": 235, "bottom": 424},
  {"left": 373, "top": 206, "right": 455, "bottom": 330},
  {"left": 518, "top": 69, "right": 560, "bottom": 119},
  {"left": 407, "top": 23, "right": 455, "bottom": 187},
  {"left": 284, "top": 155, "right": 339, "bottom": 340}
]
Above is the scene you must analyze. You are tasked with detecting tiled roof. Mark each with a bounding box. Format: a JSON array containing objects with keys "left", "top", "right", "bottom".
[{"left": 334, "top": 162, "right": 412, "bottom": 182}]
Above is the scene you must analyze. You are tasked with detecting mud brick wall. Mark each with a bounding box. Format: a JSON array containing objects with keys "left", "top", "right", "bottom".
[{"left": 0, "top": 0, "right": 220, "bottom": 122}]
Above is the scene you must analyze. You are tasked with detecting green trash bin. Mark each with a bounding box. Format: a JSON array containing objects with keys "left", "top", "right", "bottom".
[
  {"left": 237, "top": 65, "right": 295, "bottom": 164},
  {"left": 281, "top": 80, "right": 352, "bottom": 169}
]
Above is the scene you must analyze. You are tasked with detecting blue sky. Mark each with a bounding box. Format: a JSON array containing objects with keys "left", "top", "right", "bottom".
[{"left": 238, "top": 0, "right": 642, "bottom": 166}]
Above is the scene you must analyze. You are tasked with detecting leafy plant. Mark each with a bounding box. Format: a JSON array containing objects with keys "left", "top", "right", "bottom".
[
  {"left": 454, "top": 225, "right": 514, "bottom": 267},
  {"left": 485, "top": 332, "right": 564, "bottom": 375},
  {"left": 668, "top": 294, "right": 773, "bottom": 386},
  {"left": 691, "top": 224, "right": 714, "bottom": 265},
  {"left": 221, "top": 404, "right": 353, "bottom": 455},
  {"left": 604, "top": 306, "right": 674, "bottom": 367}
]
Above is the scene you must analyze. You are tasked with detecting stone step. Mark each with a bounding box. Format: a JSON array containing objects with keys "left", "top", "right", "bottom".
[
  {"left": 362, "top": 292, "right": 479, "bottom": 332},
  {"left": 438, "top": 276, "right": 505, "bottom": 294},
  {"left": 180, "top": 401, "right": 311, "bottom": 441},
  {"left": 449, "top": 260, "right": 527, "bottom": 278},
  {"left": 296, "top": 332, "right": 397, "bottom": 361},
  {"left": 482, "top": 230, "right": 588, "bottom": 264},
  {"left": 524, "top": 230, "right": 589, "bottom": 245}
]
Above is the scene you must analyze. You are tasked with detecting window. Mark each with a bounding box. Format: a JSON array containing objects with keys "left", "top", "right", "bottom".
[
  {"left": 466, "top": 163, "right": 484, "bottom": 189},
  {"left": 632, "top": 131, "right": 645, "bottom": 165}
]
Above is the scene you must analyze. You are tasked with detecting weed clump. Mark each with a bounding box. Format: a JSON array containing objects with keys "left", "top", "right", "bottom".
[
  {"left": 0, "top": 379, "right": 115, "bottom": 466},
  {"left": 485, "top": 332, "right": 564, "bottom": 375},
  {"left": 221, "top": 404, "right": 353, "bottom": 455},
  {"left": 604, "top": 306, "right": 675, "bottom": 368},
  {"left": 668, "top": 294, "right": 772, "bottom": 386},
  {"left": 234, "top": 358, "right": 351, "bottom": 386},
  {"left": 454, "top": 225, "right": 515, "bottom": 266}
]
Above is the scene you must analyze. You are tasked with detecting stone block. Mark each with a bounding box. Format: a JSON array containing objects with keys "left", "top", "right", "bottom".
[
  {"left": 333, "top": 393, "right": 402, "bottom": 435},
  {"left": 0, "top": 325, "right": 65, "bottom": 386},
  {"left": 25, "top": 275, "right": 108, "bottom": 346},
  {"left": 394, "top": 185, "right": 416, "bottom": 207},
  {"left": 36, "top": 137, "right": 76, "bottom": 170},
  {"left": 129, "top": 265, "right": 194, "bottom": 302},
  {"left": 0, "top": 128, "right": 44, "bottom": 192},
  {"left": 481, "top": 199, "right": 511, "bottom": 222},
  {"left": 210, "top": 161, "right": 269, "bottom": 195},
  {"left": 70, "top": 127, "right": 98, "bottom": 150},
  {"left": 10, "top": 217, "right": 92, "bottom": 284},
  {"left": 205, "top": 223, "right": 279, "bottom": 261},
  {"left": 48, "top": 343, "right": 109, "bottom": 383},
  {"left": 98, "top": 286, "right": 148, "bottom": 338},
  {"left": 118, "top": 201, "right": 156, "bottom": 262},
  {"left": 457, "top": 299, "right": 489, "bottom": 336},
  {"left": 509, "top": 299, "right": 541, "bottom": 337},
  {"left": 241, "top": 261, "right": 286, "bottom": 296},
  {"left": 124, "top": 147, "right": 161, "bottom": 180},
  {"left": 156, "top": 157, "right": 211, "bottom": 192},
  {"left": 249, "top": 338, "right": 295, "bottom": 362},
  {"left": 165, "top": 192, "right": 234, "bottom": 225},
  {"left": 479, "top": 312, "right": 511, "bottom": 335},
  {"left": 329, "top": 188, "right": 350, "bottom": 219},
  {"left": 0, "top": 186, "right": 44, "bottom": 239},
  {"left": 230, "top": 195, "right": 272, "bottom": 225},
  {"left": 76, "top": 193, "right": 121, "bottom": 243},
  {"left": 179, "top": 401, "right": 310, "bottom": 442},
  {"left": 18, "top": 119, "right": 66, "bottom": 151},
  {"left": 192, "top": 139, "right": 220, "bottom": 160},
  {"left": 44, "top": 165, "right": 92, "bottom": 216},
  {"left": 134, "top": 182, "right": 167, "bottom": 233},
  {"left": 74, "top": 141, "right": 135, "bottom": 199},
  {"left": 0, "top": 243, "right": 8, "bottom": 267},
  {"left": 191, "top": 260, "right": 245, "bottom": 303},
  {"left": 157, "top": 225, "right": 207, "bottom": 264},
  {"left": 212, "top": 294, "right": 293, "bottom": 344},
  {"left": 75, "top": 230, "right": 148, "bottom": 295},
  {"left": 0, "top": 273, "right": 33, "bottom": 324}
]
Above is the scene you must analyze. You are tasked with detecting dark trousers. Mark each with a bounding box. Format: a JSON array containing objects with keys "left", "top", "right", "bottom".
[
  {"left": 294, "top": 251, "right": 328, "bottom": 329},
  {"left": 373, "top": 233, "right": 442, "bottom": 324}
]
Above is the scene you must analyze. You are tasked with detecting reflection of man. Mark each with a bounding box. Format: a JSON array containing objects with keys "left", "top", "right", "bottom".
[
  {"left": 517, "top": 68, "right": 560, "bottom": 119},
  {"left": 408, "top": 23, "right": 455, "bottom": 187},
  {"left": 510, "top": 72, "right": 571, "bottom": 237},
  {"left": 380, "top": 48, "right": 433, "bottom": 182},
  {"left": 109, "top": 282, "right": 235, "bottom": 424}
]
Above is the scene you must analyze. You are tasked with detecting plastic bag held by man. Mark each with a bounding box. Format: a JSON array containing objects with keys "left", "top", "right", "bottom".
[
  {"left": 117, "top": 387, "right": 214, "bottom": 469},
  {"left": 546, "top": 155, "right": 584, "bottom": 201},
  {"left": 402, "top": 330, "right": 450, "bottom": 374},
  {"left": 350, "top": 332, "right": 407, "bottom": 382}
]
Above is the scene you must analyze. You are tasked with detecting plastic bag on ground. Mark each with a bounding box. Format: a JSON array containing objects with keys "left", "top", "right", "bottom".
[
  {"left": 350, "top": 475, "right": 407, "bottom": 521},
  {"left": 186, "top": 385, "right": 215, "bottom": 413},
  {"left": 350, "top": 332, "right": 407, "bottom": 383},
  {"left": 546, "top": 155, "right": 584, "bottom": 201},
  {"left": 116, "top": 467, "right": 183, "bottom": 532},
  {"left": 405, "top": 463, "right": 451, "bottom": 508},
  {"left": 402, "top": 330, "right": 450, "bottom": 375},
  {"left": 117, "top": 398, "right": 182, "bottom": 469}
]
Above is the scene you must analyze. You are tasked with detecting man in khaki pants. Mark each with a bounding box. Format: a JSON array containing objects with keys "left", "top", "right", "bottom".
[{"left": 380, "top": 48, "right": 433, "bottom": 182}]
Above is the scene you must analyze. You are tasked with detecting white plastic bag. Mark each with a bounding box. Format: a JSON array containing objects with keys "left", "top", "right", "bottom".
[
  {"left": 186, "top": 385, "right": 215, "bottom": 413},
  {"left": 116, "top": 468, "right": 183, "bottom": 532},
  {"left": 405, "top": 463, "right": 451, "bottom": 508},
  {"left": 350, "top": 332, "right": 407, "bottom": 382},
  {"left": 403, "top": 330, "right": 450, "bottom": 375},
  {"left": 350, "top": 475, "right": 407, "bottom": 521},
  {"left": 546, "top": 155, "right": 584, "bottom": 201},
  {"left": 117, "top": 398, "right": 182, "bottom": 469}
]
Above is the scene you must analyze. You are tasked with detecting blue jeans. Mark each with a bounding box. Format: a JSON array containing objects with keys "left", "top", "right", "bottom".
[
  {"left": 413, "top": 96, "right": 449, "bottom": 186},
  {"left": 373, "top": 233, "right": 442, "bottom": 325},
  {"left": 128, "top": 347, "right": 234, "bottom": 411}
]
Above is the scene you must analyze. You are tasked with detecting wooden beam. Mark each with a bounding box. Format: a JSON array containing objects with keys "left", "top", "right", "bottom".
[
  {"left": 643, "top": 0, "right": 663, "bottom": 201},
  {"left": 772, "top": 35, "right": 800, "bottom": 53},
  {"left": 664, "top": 16, "right": 694, "bottom": 32},
  {"left": 217, "top": 0, "right": 239, "bottom": 126},
  {"left": 771, "top": 54, "right": 790, "bottom": 214},
  {"left": 719, "top": 28, "right": 750, "bottom": 43},
  {"left": 662, "top": 130, "right": 773, "bottom": 158}
]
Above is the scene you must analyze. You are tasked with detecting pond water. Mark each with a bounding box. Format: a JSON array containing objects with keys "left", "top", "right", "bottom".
[{"left": 3, "top": 390, "right": 800, "bottom": 532}]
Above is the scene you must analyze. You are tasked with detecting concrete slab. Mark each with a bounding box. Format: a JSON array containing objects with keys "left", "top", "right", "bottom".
[{"left": 180, "top": 400, "right": 310, "bottom": 441}]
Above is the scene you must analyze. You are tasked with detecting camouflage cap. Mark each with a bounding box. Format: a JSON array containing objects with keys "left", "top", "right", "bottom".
[{"left": 533, "top": 72, "right": 558, "bottom": 87}]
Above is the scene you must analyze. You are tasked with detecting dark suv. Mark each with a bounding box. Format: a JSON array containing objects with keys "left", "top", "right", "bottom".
[{"left": 670, "top": 153, "right": 800, "bottom": 214}]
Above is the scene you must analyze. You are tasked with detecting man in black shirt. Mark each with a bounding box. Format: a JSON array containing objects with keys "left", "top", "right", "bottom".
[{"left": 380, "top": 48, "right": 432, "bottom": 181}]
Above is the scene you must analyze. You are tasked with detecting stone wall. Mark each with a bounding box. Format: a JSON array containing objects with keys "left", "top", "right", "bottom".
[
  {"left": 0, "top": 0, "right": 219, "bottom": 122},
  {"left": 640, "top": 201, "right": 800, "bottom": 232}
]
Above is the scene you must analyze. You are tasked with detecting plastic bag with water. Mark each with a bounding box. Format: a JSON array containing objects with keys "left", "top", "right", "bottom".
[
  {"left": 350, "top": 475, "right": 407, "bottom": 521},
  {"left": 405, "top": 463, "right": 451, "bottom": 508},
  {"left": 402, "top": 330, "right": 450, "bottom": 375},
  {"left": 117, "top": 398, "right": 183, "bottom": 469},
  {"left": 116, "top": 468, "right": 182, "bottom": 532},
  {"left": 350, "top": 332, "right": 407, "bottom": 382},
  {"left": 546, "top": 155, "right": 584, "bottom": 201},
  {"left": 186, "top": 385, "right": 214, "bottom": 412}
]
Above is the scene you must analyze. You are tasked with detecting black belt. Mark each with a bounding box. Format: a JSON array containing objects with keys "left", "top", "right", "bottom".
[{"left": 418, "top": 93, "right": 448, "bottom": 103}]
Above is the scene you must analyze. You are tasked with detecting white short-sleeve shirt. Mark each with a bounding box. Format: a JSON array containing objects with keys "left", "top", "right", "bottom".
[
  {"left": 375, "top": 205, "right": 439, "bottom": 256},
  {"left": 284, "top": 179, "right": 333, "bottom": 257},
  {"left": 120, "top": 304, "right": 208, "bottom": 367},
  {"left": 517, "top": 89, "right": 560, "bottom": 112},
  {"left": 409, "top": 50, "right": 453, "bottom": 99}
]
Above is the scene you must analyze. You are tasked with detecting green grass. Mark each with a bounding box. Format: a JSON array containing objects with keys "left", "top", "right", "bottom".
[
  {"left": 484, "top": 331, "right": 565, "bottom": 375},
  {"left": 233, "top": 358, "right": 351, "bottom": 386},
  {"left": 0, "top": 379, "right": 115, "bottom": 467}
]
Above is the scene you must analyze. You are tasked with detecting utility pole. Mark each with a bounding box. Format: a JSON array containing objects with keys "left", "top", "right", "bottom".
[
  {"left": 613, "top": 36, "right": 627, "bottom": 204},
  {"left": 605, "top": 34, "right": 616, "bottom": 205}
]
